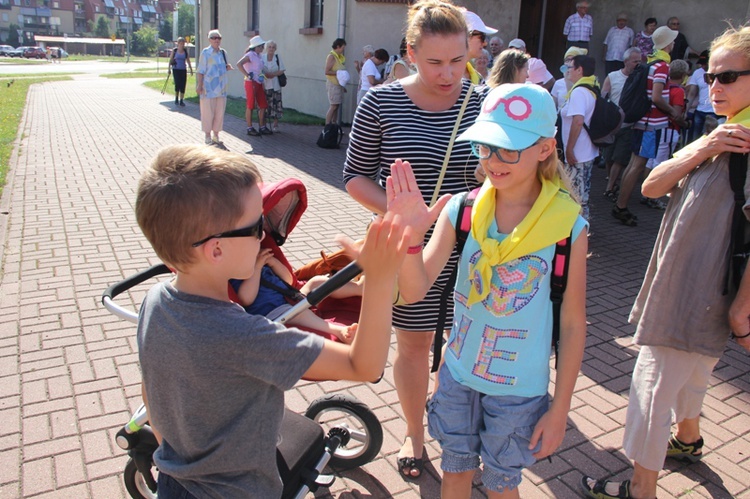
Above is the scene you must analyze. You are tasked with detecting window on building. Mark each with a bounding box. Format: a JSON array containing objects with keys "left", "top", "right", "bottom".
[
  {"left": 310, "top": 0, "right": 323, "bottom": 28},
  {"left": 2, "top": 13, "right": 7, "bottom": 22},
  {"left": 247, "top": 0, "right": 258, "bottom": 32},
  {"left": 53, "top": 1, "right": 58, "bottom": 7}
]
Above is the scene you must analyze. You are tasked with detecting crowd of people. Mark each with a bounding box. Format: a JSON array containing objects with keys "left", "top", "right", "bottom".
[{"left": 140, "top": 2, "right": 750, "bottom": 498}]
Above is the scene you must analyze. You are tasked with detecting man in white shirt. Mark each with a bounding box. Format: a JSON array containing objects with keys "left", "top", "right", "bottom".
[
  {"left": 600, "top": 48, "right": 643, "bottom": 200},
  {"left": 686, "top": 51, "right": 717, "bottom": 143},
  {"left": 603, "top": 13, "right": 635, "bottom": 74},
  {"left": 561, "top": 55, "right": 598, "bottom": 220}
]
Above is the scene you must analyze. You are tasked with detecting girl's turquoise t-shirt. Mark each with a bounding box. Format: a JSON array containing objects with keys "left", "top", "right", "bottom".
[{"left": 443, "top": 192, "right": 588, "bottom": 397}]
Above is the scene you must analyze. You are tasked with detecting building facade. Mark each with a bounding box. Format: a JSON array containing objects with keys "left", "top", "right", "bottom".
[{"left": 199, "top": 0, "right": 750, "bottom": 124}]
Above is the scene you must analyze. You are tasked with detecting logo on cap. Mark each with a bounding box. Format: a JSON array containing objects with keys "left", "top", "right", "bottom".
[{"left": 483, "top": 95, "right": 532, "bottom": 122}]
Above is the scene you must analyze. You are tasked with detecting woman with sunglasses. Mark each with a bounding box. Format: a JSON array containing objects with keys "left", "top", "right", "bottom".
[
  {"left": 343, "top": 0, "right": 489, "bottom": 480},
  {"left": 582, "top": 25, "right": 750, "bottom": 499},
  {"left": 464, "top": 10, "right": 497, "bottom": 84}
]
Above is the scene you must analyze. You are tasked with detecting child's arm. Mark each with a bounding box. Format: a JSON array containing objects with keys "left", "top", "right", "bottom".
[
  {"left": 529, "top": 230, "right": 588, "bottom": 459},
  {"left": 265, "top": 256, "right": 294, "bottom": 286},
  {"left": 386, "top": 159, "right": 455, "bottom": 303},
  {"left": 303, "top": 213, "right": 409, "bottom": 381},
  {"left": 236, "top": 249, "right": 274, "bottom": 306}
]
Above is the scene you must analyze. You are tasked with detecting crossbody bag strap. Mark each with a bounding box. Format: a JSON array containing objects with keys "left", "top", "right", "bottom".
[{"left": 430, "top": 83, "right": 475, "bottom": 207}]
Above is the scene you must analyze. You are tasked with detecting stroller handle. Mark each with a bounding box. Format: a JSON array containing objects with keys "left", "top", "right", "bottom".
[
  {"left": 102, "top": 261, "right": 363, "bottom": 326},
  {"left": 102, "top": 264, "right": 172, "bottom": 324}
]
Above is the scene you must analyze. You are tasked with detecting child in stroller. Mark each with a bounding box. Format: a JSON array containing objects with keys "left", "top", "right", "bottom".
[
  {"left": 131, "top": 145, "right": 409, "bottom": 498},
  {"left": 231, "top": 248, "right": 363, "bottom": 343}
]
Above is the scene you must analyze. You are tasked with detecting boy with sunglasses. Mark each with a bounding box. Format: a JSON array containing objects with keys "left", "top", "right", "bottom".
[{"left": 134, "top": 144, "right": 409, "bottom": 498}]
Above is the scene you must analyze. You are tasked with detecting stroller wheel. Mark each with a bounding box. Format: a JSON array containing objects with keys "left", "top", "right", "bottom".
[
  {"left": 305, "top": 394, "right": 383, "bottom": 469},
  {"left": 123, "top": 458, "right": 158, "bottom": 499}
]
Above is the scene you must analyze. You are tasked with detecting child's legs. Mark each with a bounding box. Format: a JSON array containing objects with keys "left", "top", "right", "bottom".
[
  {"left": 300, "top": 275, "right": 363, "bottom": 298},
  {"left": 427, "top": 367, "right": 481, "bottom": 485},
  {"left": 622, "top": 345, "right": 717, "bottom": 471},
  {"left": 480, "top": 394, "right": 548, "bottom": 495},
  {"left": 441, "top": 470, "right": 476, "bottom": 499}
]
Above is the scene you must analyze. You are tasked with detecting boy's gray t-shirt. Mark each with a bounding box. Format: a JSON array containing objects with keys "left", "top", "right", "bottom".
[{"left": 137, "top": 281, "right": 325, "bottom": 498}]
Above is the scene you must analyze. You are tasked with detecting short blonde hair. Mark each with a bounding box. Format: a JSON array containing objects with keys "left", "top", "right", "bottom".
[
  {"left": 711, "top": 24, "right": 750, "bottom": 64},
  {"left": 405, "top": 0, "right": 467, "bottom": 50},
  {"left": 136, "top": 145, "right": 262, "bottom": 270}
]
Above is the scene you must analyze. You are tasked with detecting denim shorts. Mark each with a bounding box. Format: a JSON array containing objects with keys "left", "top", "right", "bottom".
[
  {"left": 427, "top": 367, "right": 549, "bottom": 493},
  {"left": 157, "top": 472, "right": 199, "bottom": 499}
]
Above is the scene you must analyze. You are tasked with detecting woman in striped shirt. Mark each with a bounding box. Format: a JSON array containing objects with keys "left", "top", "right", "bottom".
[{"left": 343, "top": 0, "right": 488, "bottom": 479}]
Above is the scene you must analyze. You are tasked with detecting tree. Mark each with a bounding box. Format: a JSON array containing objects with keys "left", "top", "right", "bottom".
[
  {"left": 177, "top": 3, "right": 194, "bottom": 39},
  {"left": 131, "top": 26, "right": 159, "bottom": 56},
  {"left": 159, "top": 17, "right": 172, "bottom": 43},
  {"left": 7, "top": 23, "right": 19, "bottom": 47},
  {"left": 94, "top": 16, "right": 110, "bottom": 38}
]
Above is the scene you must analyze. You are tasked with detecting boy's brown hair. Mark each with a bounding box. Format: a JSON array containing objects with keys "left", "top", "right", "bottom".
[{"left": 136, "top": 144, "right": 262, "bottom": 270}]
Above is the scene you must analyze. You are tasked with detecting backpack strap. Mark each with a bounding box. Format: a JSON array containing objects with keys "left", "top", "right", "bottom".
[
  {"left": 726, "top": 152, "right": 749, "bottom": 294},
  {"left": 550, "top": 235, "right": 572, "bottom": 368},
  {"left": 577, "top": 83, "right": 599, "bottom": 138},
  {"left": 220, "top": 48, "right": 227, "bottom": 66},
  {"left": 432, "top": 187, "right": 480, "bottom": 373},
  {"left": 260, "top": 276, "right": 306, "bottom": 303}
]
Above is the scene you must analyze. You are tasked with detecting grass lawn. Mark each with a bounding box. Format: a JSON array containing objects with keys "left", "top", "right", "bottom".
[
  {"left": 141, "top": 77, "right": 325, "bottom": 126},
  {"left": 0, "top": 76, "right": 71, "bottom": 197}
]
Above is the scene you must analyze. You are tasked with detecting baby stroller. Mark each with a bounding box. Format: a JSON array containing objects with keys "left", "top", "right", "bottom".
[{"left": 102, "top": 178, "right": 383, "bottom": 499}]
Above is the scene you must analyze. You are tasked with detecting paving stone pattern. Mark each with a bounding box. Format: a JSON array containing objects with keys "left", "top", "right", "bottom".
[{"left": 0, "top": 75, "right": 748, "bottom": 498}]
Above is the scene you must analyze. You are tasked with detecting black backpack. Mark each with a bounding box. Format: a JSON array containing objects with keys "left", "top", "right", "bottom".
[
  {"left": 316, "top": 123, "right": 343, "bottom": 149},
  {"left": 577, "top": 84, "right": 625, "bottom": 147},
  {"left": 431, "top": 188, "right": 572, "bottom": 372},
  {"left": 727, "top": 152, "right": 750, "bottom": 295},
  {"left": 619, "top": 61, "right": 658, "bottom": 124}
]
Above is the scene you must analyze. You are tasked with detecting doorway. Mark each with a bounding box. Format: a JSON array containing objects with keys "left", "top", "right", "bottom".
[{"left": 519, "top": 0, "right": 575, "bottom": 70}]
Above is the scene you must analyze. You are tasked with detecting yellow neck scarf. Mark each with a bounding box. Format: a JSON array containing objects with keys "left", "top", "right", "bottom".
[
  {"left": 467, "top": 177, "right": 581, "bottom": 306},
  {"left": 331, "top": 50, "right": 345, "bottom": 67},
  {"left": 466, "top": 62, "right": 481, "bottom": 85},
  {"left": 566, "top": 74, "right": 598, "bottom": 100},
  {"left": 728, "top": 106, "right": 750, "bottom": 127},
  {"left": 648, "top": 49, "right": 671, "bottom": 64}
]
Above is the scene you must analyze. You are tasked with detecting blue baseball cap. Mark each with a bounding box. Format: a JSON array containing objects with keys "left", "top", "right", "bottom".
[{"left": 457, "top": 83, "right": 557, "bottom": 150}]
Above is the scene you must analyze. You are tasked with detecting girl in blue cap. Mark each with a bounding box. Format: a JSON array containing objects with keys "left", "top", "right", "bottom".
[{"left": 387, "top": 83, "right": 588, "bottom": 498}]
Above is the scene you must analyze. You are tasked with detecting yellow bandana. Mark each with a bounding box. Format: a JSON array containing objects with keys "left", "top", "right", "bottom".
[
  {"left": 331, "top": 50, "right": 345, "bottom": 67},
  {"left": 648, "top": 49, "right": 671, "bottom": 64},
  {"left": 728, "top": 106, "right": 750, "bottom": 127},
  {"left": 466, "top": 62, "right": 482, "bottom": 85},
  {"left": 566, "top": 75, "right": 599, "bottom": 100},
  {"left": 467, "top": 177, "right": 580, "bottom": 306}
]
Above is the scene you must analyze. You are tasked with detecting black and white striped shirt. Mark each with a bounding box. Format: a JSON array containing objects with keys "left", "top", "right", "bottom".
[{"left": 343, "top": 79, "right": 488, "bottom": 331}]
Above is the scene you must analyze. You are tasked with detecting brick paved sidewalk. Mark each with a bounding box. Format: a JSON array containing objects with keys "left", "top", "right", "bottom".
[{"left": 0, "top": 76, "right": 748, "bottom": 498}]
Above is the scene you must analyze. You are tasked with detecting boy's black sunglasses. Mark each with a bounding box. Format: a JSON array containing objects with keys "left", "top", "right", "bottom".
[
  {"left": 191, "top": 215, "right": 264, "bottom": 247},
  {"left": 703, "top": 69, "right": 750, "bottom": 85}
]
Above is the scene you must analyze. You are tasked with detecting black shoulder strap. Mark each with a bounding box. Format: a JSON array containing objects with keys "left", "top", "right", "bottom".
[
  {"left": 220, "top": 48, "right": 227, "bottom": 65},
  {"left": 550, "top": 236, "right": 572, "bottom": 368},
  {"left": 431, "top": 188, "right": 479, "bottom": 373},
  {"left": 260, "top": 276, "right": 305, "bottom": 302},
  {"left": 726, "top": 152, "right": 750, "bottom": 294}
]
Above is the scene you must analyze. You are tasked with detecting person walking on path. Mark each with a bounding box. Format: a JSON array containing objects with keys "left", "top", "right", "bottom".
[
  {"left": 169, "top": 37, "right": 193, "bottom": 107},
  {"left": 563, "top": 1, "right": 593, "bottom": 50},
  {"left": 343, "top": 0, "right": 488, "bottom": 480},
  {"left": 196, "top": 29, "right": 233, "bottom": 148},
  {"left": 324, "top": 38, "right": 347, "bottom": 125},
  {"left": 238, "top": 36, "right": 272, "bottom": 136},
  {"left": 582, "top": 24, "right": 750, "bottom": 499}
]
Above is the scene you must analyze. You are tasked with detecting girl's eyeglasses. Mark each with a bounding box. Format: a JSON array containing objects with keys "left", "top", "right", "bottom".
[
  {"left": 191, "top": 215, "right": 264, "bottom": 247},
  {"left": 703, "top": 70, "right": 750, "bottom": 85},
  {"left": 470, "top": 141, "right": 538, "bottom": 164}
]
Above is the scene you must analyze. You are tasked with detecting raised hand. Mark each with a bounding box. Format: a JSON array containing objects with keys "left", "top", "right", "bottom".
[{"left": 386, "top": 159, "right": 452, "bottom": 244}]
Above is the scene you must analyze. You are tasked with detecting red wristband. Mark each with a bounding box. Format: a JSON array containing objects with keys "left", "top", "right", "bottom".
[{"left": 407, "top": 243, "right": 424, "bottom": 254}]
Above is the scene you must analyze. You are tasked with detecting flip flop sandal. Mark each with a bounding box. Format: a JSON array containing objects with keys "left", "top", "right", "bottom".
[
  {"left": 397, "top": 456, "right": 424, "bottom": 479},
  {"left": 580, "top": 476, "right": 631, "bottom": 499}
]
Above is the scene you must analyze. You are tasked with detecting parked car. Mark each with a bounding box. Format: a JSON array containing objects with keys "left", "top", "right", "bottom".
[
  {"left": 23, "top": 46, "right": 46, "bottom": 59},
  {"left": 0, "top": 45, "right": 14, "bottom": 57},
  {"left": 7, "top": 47, "right": 25, "bottom": 58}
]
